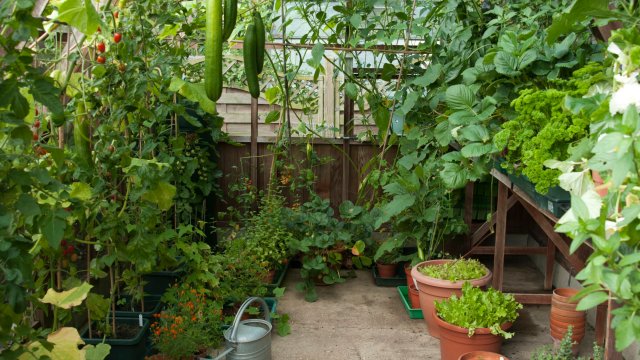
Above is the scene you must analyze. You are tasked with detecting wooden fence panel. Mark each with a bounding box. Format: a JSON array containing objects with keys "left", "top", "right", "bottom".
[{"left": 214, "top": 140, "right": 394, "bottom": 217}]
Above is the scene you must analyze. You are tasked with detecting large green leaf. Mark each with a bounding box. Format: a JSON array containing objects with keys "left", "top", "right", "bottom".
[
  {"left": 461, "top": 143, "right": 494, "bottom": 158},
  {"left": 440, "top": 162, "right": 468, "bottom": 189},
  {"left": 413, "top": 64, "right": 442, "bottom": 87},
  {"left": 69, "top": 182, "right": 92, "bottom": 201},
  {"left": 141, "top": 181, "right": 176, "bottom": 211},
  {"left": 52, "top": 0, "right": 101, "bottom": 35},
  {"left": 84, "top": 344, "right": 111, "bottom": 360},
  {"left": 494, "top": 52, "right": 520, "bottom": 76},
  {"left": 169, "top": 77, "right": 216, "bottom": 116},
  {"left": 445, "top": 85, "right": 475, "bottom": 111},
  {"left": 31, "top": 77, "right": 63, "bottom": 115},
  {"left": 40, "top": 210, "right": 68, "bottom": 249},
  {"left": 376, "top": 194, "right": 415, "bottom": 228},
  {"left": 546, "top": 0, "right": 609, "bottom": 44},
  {"left": 21, "top": 327, "right": 87, "bottom": 360},
  {"left": 0, "top": 78, "right": 29, "bottom": 119},
  {"left": 40, "top": 282, "right": 92, "bottom": 309}
]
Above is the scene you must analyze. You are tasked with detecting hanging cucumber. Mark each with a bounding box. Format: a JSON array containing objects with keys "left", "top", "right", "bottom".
[
  {"left": 253, "top": 11, "right": 265, "bottom": 74},
  {"left": 205, "top": 0, "right": 223, "bottom": 102},
  {"left": 74, "top": 101, "right": 92, "bottom": 168},
  {"left": 243, "top": 24, "right": 260, "bottom": 98},
  {"left": 222, "top": 0, "right": 237, "bottom": 42}
]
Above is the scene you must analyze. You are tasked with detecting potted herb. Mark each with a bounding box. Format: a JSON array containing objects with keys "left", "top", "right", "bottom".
[
  {"left": 241, "top": 196, "right": 293, "bottom": 283},
  {"left": 531, "top": 326, "right": 603, "bottom": 359},
  {"left": 373, "top": 237, "right": 405, "bottom": 279},
  {"left": 150, "top": 285, "right": 224, "bottom": 358},
  {"left": 434, "top": 283, "right": 522, "bottom": 360},
  {"left": 411, "top": 258, "right": 492, "bottom": 338}
]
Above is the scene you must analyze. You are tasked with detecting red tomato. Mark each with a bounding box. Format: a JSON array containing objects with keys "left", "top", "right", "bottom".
[
  {"left": 97, "top": 55, "right": 106, "bottom": 64},
  {"left": 97, "top": 42, "right": 105, "bottom": 53},
  {"left": 113, "top": 33, "right": 122, "bottom": 43}
]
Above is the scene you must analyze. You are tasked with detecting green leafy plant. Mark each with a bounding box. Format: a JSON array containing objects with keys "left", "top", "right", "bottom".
[
  {"left": 419, "top": 258, "right": 487, "bottom": 282},
  {"left": 153, "top": 284, "right": 224, "bottom": 358},
  {"left": 435, "top": 282, "right": 523, "bottom": 339},
  {"left": 493, "top": 61, "right": 607, "bottom": 194},
  {"left": 285, "top": 195, "right": 377, "bottom": 302},
  {"left": 531, "top": 326, "right": 603, "bottom": 360},
  {"left": 373, "top": 237, "right": 405, "bottom": 265},
  {"left": 550, "top": 26, "right": 640, "bottom": 351}
]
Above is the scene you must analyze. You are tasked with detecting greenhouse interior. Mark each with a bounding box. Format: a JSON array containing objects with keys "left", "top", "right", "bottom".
[{"left": 1, "top": 0, "right": 640, "bottom": 359}]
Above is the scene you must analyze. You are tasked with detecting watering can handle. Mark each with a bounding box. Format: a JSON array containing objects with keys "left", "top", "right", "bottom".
[{"left": 229, "top": 297, "right": 270, "bottom": 343}]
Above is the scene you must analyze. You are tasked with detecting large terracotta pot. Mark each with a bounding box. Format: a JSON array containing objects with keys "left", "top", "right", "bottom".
[
  {"left": 434, "top": 309, "right": 511, "bottom": 360},
  {"left": 376, "top": 262, "right": 398, "bottom": 278},
  {"left": 550, "top": 288, "right": 586, "bottom": 346},
  {"left": 458, "top": 351, "right": 510, "bottom": 360},
  {"left": 411, "top": 260, "right": 492, "bottom": 338}
]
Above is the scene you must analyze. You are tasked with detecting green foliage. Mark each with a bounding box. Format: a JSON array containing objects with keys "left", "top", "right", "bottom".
[
  {"left": 225, "top": 196, "right": 293, "bottom": 271},
  {"left": 285, "top": 195, "right": 379, "bottom": 302},
  {"left": 435, "top": 282, "right": 522, "bottom": 339},
  {"left": 553, "top": 27, "right": 640, "bottom": 352},
  {"left": 153, "top": 285, "right": 224, "bottom": 358},
  {"left": 531, "top": 326, "right": 603, "bottom": 360},
  {"left": 494, "top": 62, "right": 608, "bottom": 193},
  {"left": 373, "top": 237, "right": 405, "bottom": 265},
  {"left": 419, "top": 259, "right": 487, "bottom": 282}
]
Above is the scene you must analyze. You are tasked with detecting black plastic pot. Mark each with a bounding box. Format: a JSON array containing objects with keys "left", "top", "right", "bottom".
[{"left": 81, "top": 317, "right": 150, "bottom": 360}]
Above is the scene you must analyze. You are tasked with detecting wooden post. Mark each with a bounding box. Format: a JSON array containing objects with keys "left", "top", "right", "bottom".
[
  {"left": 342, "top": 56, "right": 353, "bottom": 203},
  {"left": 464, "top": 182, "right": 475, "bottom": 249},
  {"left": 596, "top": 303, "right": 607, "bottom": 346},
  {"left": 605, "top": 298, "right": 623, "bottom": 359},
  {"left": 250, "top": 97, "right": 258, "bottom": 205},
  {"left": 492, "top": 182, "right": 508, "bottom": 290},
  {"left": 324, "top": 60, "right": 336, "bottom": 134},
  {"left": 544, "top": 240, "right": 556, "bottom": 290}
]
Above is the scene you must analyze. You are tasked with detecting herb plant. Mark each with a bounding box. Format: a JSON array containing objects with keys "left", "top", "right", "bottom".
[
  {"left": 493, "top": 62, "right": 608, "bottom": 194},
  {"left": 435, "top": 282, "right": 523, "bottom": 339},
  {"left": 419, "top": 259, "right": 487, "bottom": 282},
  {"left": 531, "top": 326, "right": 603, "bottom": 360}
]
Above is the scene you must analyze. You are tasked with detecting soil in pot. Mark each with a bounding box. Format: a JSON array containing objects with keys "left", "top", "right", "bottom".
[
  {"left": 458, "top": 351, "right": 510, "bottom": 360},
  {"left": 411, "top": 259, "right": 492, "bottom": 338},
  {"left": 376, "top": 262, "right": 398, "bottom": 278},
  {"left": 434, "top": 309, "right": 510, "bottom": 360}
]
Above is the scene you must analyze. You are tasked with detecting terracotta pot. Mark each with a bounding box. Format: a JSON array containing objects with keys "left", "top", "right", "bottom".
[
  {"left": 408, "top": 284, "right": 420, "bottom": 309},
  {"left": 434, "top": 309, "right": 510, "bottom": 360},
  {"left": 550, "top": 288, "right": 587, "bottom": 347},
  {"left": 411, "top": 260, "right": 492, "bottom": 338},
  {"left": 550, "top": 317, "right": 586, "bottom": 333},
  {"left": 592, "top": 170, "right": 609, "bottom": 197},
  {"left": 262, "top": 269, "right": 276, "bottom": 284},
  {"left": 458, "top": 351, "right": 510, "bottom": 360},
  {"left": 376, "top": 262, "right": 398, "bottom": 278},
  {"left": 550, "top": 306, "right": 585, "bottom": 319},
  {"left": 551, "top": 298, "right": 579, "bottom": 311},
  {"left": 404, "top": 263, "right": 414, "bottom": 288}
]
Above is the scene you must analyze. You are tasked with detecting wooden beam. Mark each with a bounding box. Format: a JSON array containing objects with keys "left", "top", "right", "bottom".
[
  {"left": 468, "top": 246, "right": 547, "bottom": 255},
  {"left": 596, "top": 303, "right": 607, "bottom": 347},
  {"left": 512, "top": 293, "right": 552, "bottom": 305},
  {"left": 545, "top": 240, "right": 556, "bottom": 290},
  {"left": 490, "top": 169, "right": 559, "bottom": 222},
  {"left": 468, "top": 194, "right": 519, "bottom": 250},
  {"left": 464, "top": 182, "right": 475, "bottom": 249},
  {"left": 519, "top": 200, "right": 585, "bottom": 272},
  {"left": 492, "top": 182, "right": 508, "bottom": 290}
]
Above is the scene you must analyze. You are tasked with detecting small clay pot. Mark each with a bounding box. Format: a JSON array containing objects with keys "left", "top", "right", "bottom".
[
  {"left": 458, "top": 351, "right": 510, "bottom": 360},
  {"left": 549, "top": 316, "right": 586, "bottom": 331},
  {"left": 552, "top": 288, "right": 579, "bottom": 303},
  {"left": 404, "top": 263, "right": 414, "bottom": 288},
  {"left": 376, "top": 262, "right": 398, "bottom": 278},
  {"left": 551, "top": 327, "right": 585, "bottom": 342},
  {"left": 408, "top": 284, "right": 420, "bottom": 309},
  {"left": 551, "top": 297, "right": 579, "bottom": 311},
  {"left": 550, "top": 306, "right": 585, "bottom": 319},
  {"left": 262, "top": 269, "right": 277, "bottom": 284}
]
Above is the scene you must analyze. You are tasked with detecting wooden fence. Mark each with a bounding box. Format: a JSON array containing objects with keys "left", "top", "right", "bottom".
[{"left": 214, "top": 139, "right": 395, "bottom": 215}]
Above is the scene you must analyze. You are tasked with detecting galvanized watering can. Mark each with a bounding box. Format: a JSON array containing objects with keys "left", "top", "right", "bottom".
[{"left": 208, "top": 297, "right": 272, "bottom": 360}]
